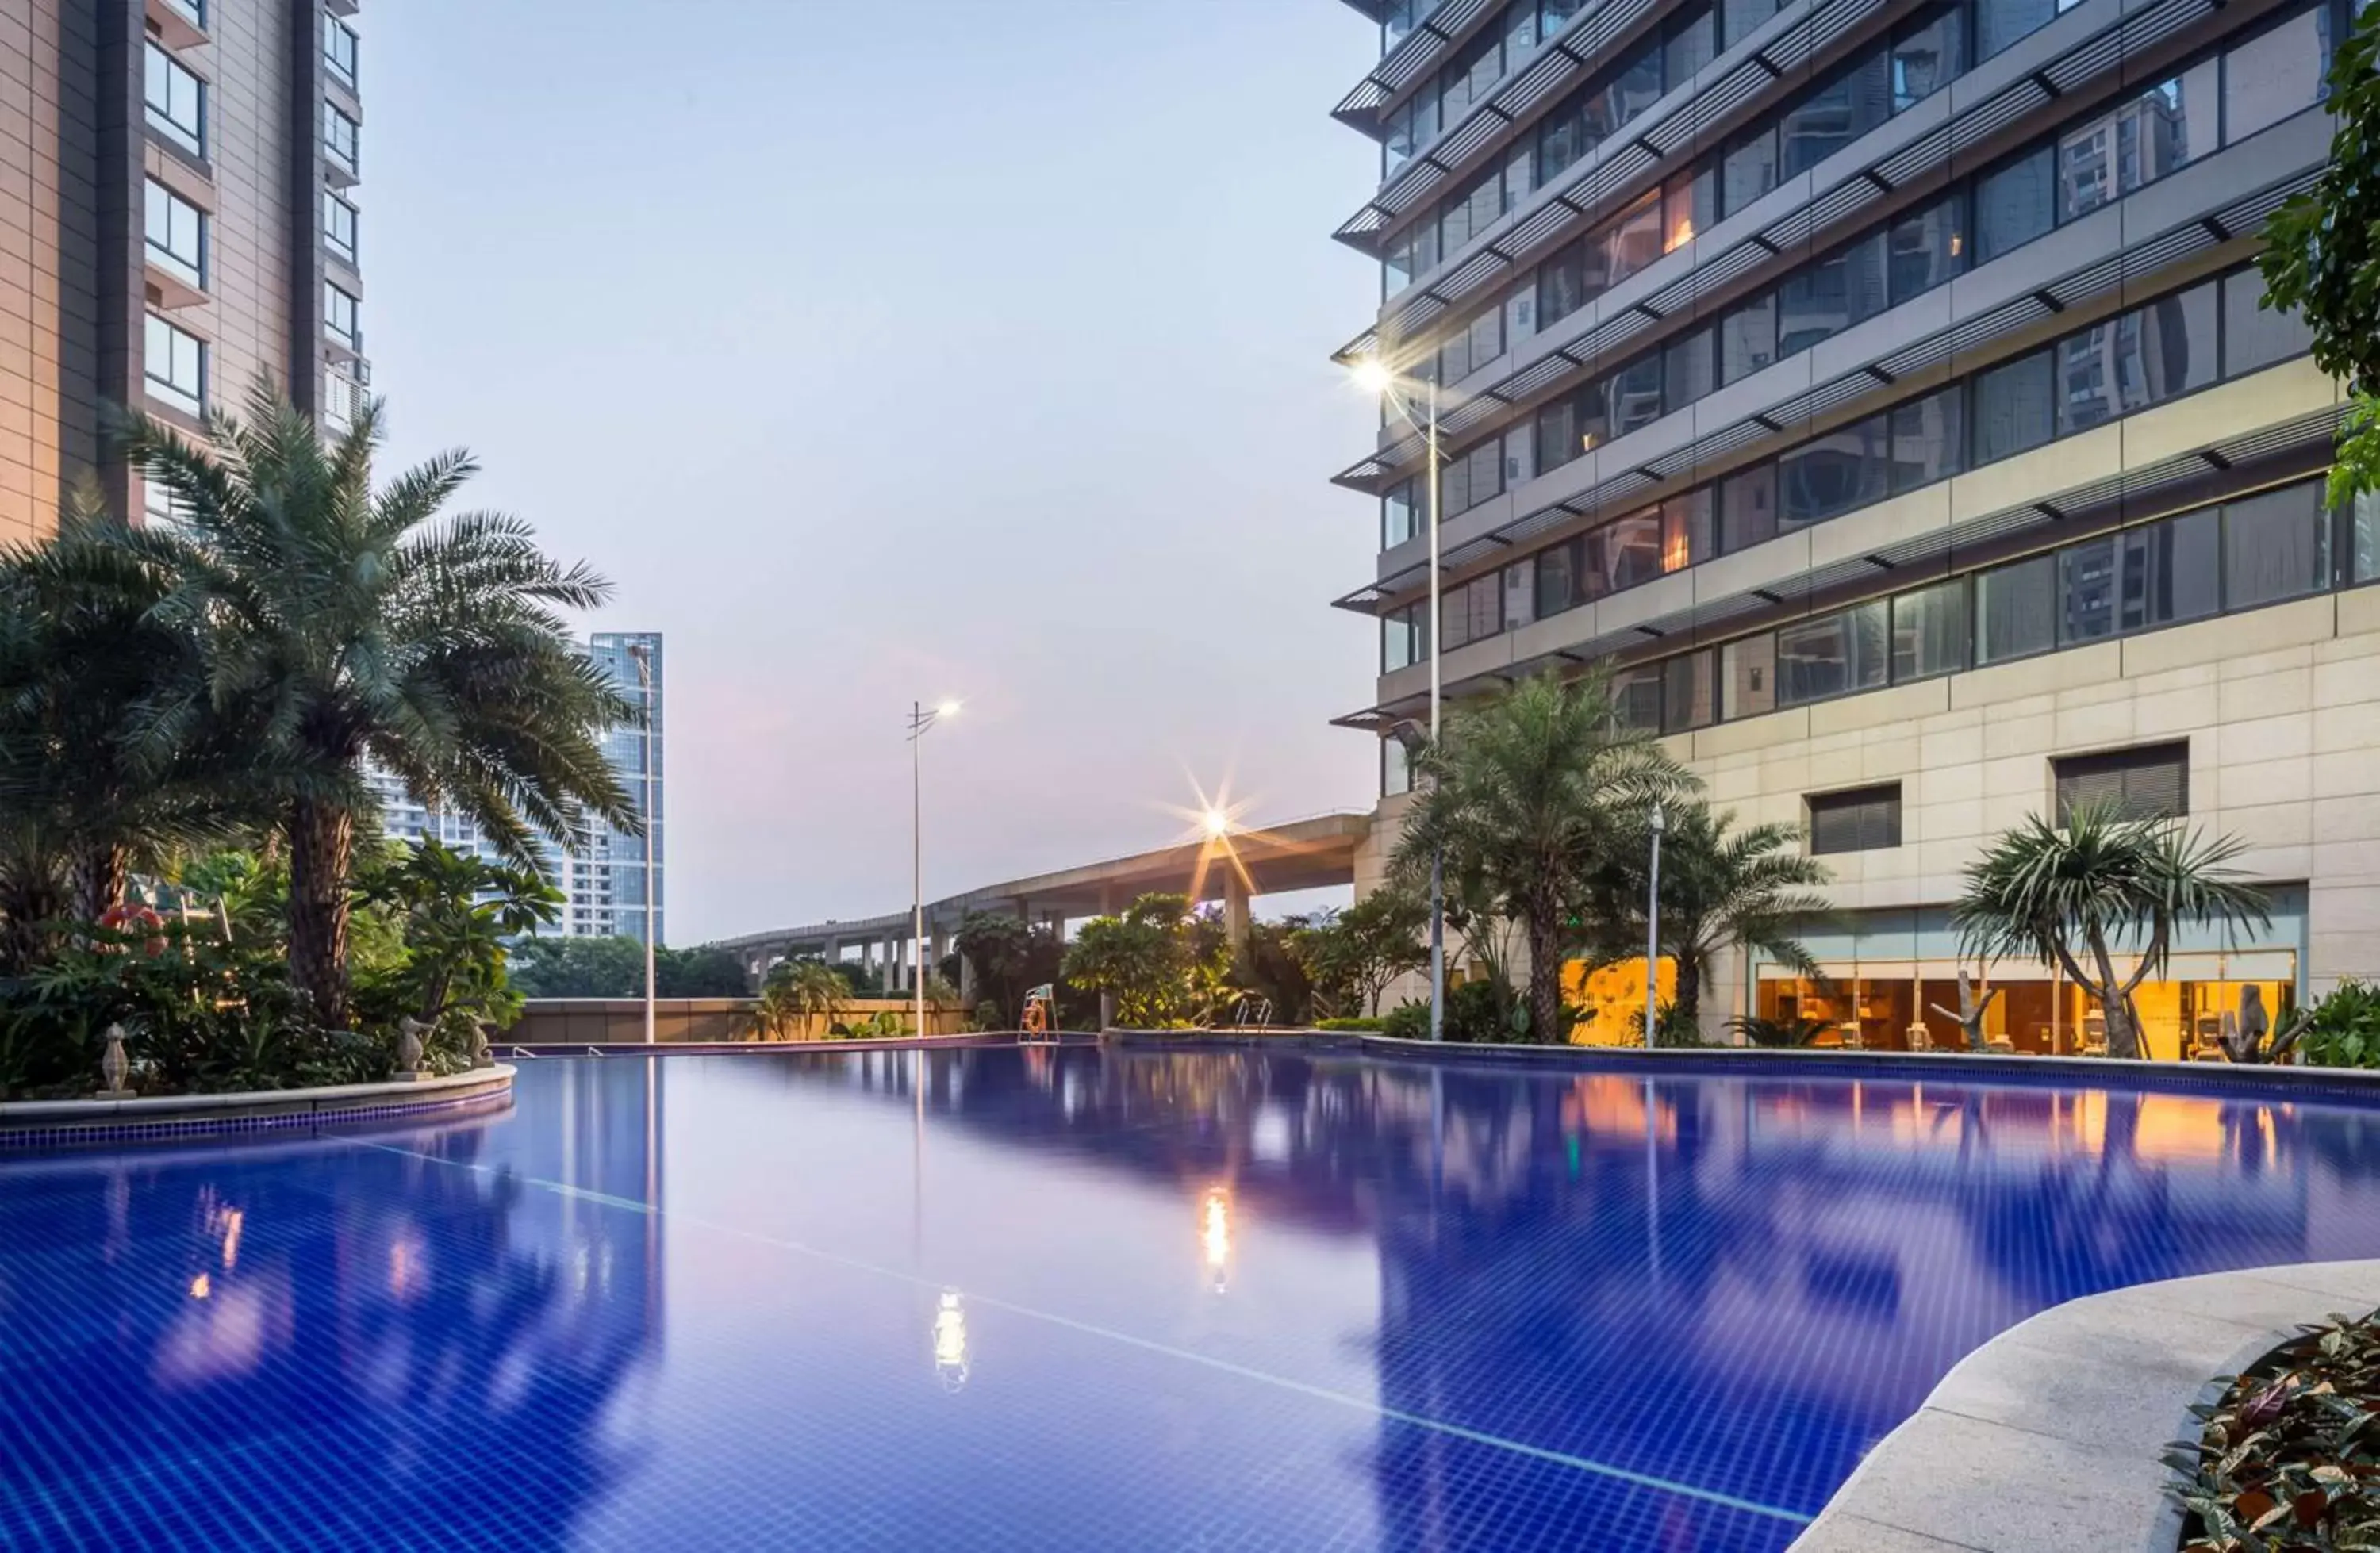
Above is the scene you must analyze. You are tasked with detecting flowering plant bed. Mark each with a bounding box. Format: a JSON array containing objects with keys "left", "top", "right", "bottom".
[{"left": 2170, "top": 1308, "right": 2380, "bottom": 1551}]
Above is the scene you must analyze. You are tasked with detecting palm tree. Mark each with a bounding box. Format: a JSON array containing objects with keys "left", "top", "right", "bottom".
[
  {"left": 46, "top": 383, "right": 637, "bottom": 1024},
  {"left": 1393, "top": 669, "right": 1693, "bottom": 1045},
  {"left": 747, "top": 960, "right": 852, "bottom": 1040},
  {"left": 1952, "top": 803, "right": 2271, "bottom": 1060},
  {"left": 0, "top": 496, "right": 262, "bottom": 964},
  {"left": 1580, "top": 803, "right": 1832, "bottom": 1033}
]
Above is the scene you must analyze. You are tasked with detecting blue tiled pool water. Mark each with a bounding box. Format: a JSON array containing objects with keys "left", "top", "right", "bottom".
[{"left": 6, "top": 1048, "right": 2380, "bottom": 1550}]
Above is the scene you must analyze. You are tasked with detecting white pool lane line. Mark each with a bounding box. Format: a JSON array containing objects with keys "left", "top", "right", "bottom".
[{"left": 353, "top": 1138, "right": 1813, "bottom": 1528}]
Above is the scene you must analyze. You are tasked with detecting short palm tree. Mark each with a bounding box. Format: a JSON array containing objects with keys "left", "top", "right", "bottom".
[
  {"left": 747, "top": 960, "right": 852, "bottom": 1039},
  {"left": 1952, "top": 803, "right": 2270, "bottom": 1060},
  {"left": 52, "top": 382, "right": 638, "bottom": 1024},
  {"left": 1393, "top": 669, "right": 1694, "bottom": 1045},
  {"left": 1580, "top": 803, "right": 1832, "bottom": 1033}
]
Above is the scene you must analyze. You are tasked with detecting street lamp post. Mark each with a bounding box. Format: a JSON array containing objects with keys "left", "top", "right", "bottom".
[
  {"left": 908, "top": 700, "right": 960, "bottom": 1041},
  {"left": 1645, "top": 802, "right": 1666, "bottom": 1048},
  {"left": 628, "top": 643, "right": 657, "bottom": 1047},
  {"left": 1355, "top": 359, "right": 1445, "bottom": 1042}
]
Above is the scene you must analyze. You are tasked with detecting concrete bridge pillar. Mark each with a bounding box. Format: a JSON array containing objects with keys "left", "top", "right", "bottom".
[{"left": 1223, "top": 871, "right": 1251, "bottom": 955}]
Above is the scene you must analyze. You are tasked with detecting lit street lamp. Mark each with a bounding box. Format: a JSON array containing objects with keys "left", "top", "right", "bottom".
[
  {"left": 1355, "top": 357, "right": 1445, "bottom": 1043},
  {"left": 908, "top": 700, "right": 960, "bottom": 1042},
  {"left": 1645, "top": 802, "right": 1667, "bottom": 1048}
]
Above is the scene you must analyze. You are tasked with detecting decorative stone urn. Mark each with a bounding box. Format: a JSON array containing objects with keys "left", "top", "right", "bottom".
[{"left": 95, "top": 1023, "right": 136, "bottom": 1098}]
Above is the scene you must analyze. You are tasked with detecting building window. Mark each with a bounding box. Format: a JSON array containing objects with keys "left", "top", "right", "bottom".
[
  {"left": 144, "top": 313, "right": 205, "bottom": 416},
  {"left": 324, "top": 20, "right": 359, "bottom": 89},
  {"left": 324, "top": 282, "right": 360, "bottom": 350},
  {"left": 2222, "top": 6, "right": 2333, "bottom": 144},
  {"left": 2223, "top": 270, "right": 2313, "bottom": 376},
  {"left": 161, "top": 0, "right": 204, "bottom": 24},
  {"left": 143, "top": 477, "right": 190, "bottom": 527},
  {"left": 144, "top": 178, "right": 205, "bottom": 287},
  {"left": 1975, "top": 552, "right": 2056, "bottom": 665},
  {"left": 324, "top": 191, "right": 359, "bottom": 265},
  {"left": 144, "top": 43, "right": 205, "bottom": 156},
  {"left": 1809, "top": 784, "right": 1903, "bottom": 854},
  {"left": 2225, "top": 482, "right": 2331, "bottom": 611},
  {"left": 324, "top": 103, "right": 360, "bottom": 176},
  {"left": 2054, "top": 742, "right": 2187, "bottom": 822},
  {"left": 1383, "top": 738, "right": 1413, "bottom": 798},
  {"left": 1890, "top": 578, "right": 1967, "bottom": 682}
]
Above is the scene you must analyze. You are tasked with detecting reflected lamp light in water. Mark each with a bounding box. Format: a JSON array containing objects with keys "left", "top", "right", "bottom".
[
  {"left": 1201, "top": 1187, "right": 1231, "bottom": 1294},
  {"left": 932, "top": 1290, "right": 969, "bottom": 1391}
]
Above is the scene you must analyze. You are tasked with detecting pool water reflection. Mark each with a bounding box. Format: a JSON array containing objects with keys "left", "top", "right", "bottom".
[{"left": 4, "top": 1049, "right": 2379, "bottom": 1551}]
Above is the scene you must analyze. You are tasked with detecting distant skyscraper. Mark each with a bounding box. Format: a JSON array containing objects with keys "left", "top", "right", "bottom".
[{"left": 369, "top": 631, "right": 664, "bottom": 944}]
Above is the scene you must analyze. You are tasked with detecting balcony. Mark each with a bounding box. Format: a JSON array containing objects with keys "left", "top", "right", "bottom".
[
  {"left": 144, "top": 243, "right": 205, "bottom": 311},
  {"left": 146, "top": 0, "right": 206, "bottom": 51}
]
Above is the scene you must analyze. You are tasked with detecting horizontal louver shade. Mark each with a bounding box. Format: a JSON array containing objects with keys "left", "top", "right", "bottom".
[
  {"left": 2054, "top": 743, "right": 2188, "bottom": 823},
  {"left": 1808, "top": 784, "right": 1902, "bottom": 855}
]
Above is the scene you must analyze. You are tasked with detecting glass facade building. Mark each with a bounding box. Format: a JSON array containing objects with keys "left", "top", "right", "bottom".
[{"left": 1329, "top": 0, "right": 2372, "bottom": 1046}]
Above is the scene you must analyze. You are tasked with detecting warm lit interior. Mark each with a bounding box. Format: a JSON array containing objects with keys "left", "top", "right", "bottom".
[{"left": 1754, "top": 969, "right": 2297, "bottom": 1061}]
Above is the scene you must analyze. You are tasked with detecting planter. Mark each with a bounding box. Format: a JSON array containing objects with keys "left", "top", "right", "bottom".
[{"left": 0, "top": 1064, "right": 516, "bottom": 1152}]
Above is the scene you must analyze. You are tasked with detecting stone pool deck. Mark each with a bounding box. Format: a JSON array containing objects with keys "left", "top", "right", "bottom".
[{"left": 1791, "top": 1258, "right": 2380, "bottom": 1551}]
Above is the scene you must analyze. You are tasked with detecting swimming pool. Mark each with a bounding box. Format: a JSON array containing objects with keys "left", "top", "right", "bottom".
[{"left": 4, "top": 1047, "right": 2378, "bottom": 1551}]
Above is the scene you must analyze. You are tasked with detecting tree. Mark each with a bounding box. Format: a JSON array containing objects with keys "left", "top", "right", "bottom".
[
  {"left": 1062, "top": 892, "right": 1222, "bottom": 1028},
  {"left": 1292, "top": 889, "right": 1429, "bottom": 1017},
  {"left": 657, "top": 945, "right": 750, "bottom": 998},
  {"left": 1951, "top": 803, "right": 2271, "bottom": 1060},
  {"left": 351, "top": 839, "right": 559, "bottom": 1035},
  {"left": 509, "top": 935, "right": 643, "bottom": 999},
  {"left": 746, "top": 959, "right": 850, "bottom": 1039},
  {"left": 953, "top": 911, "right": 1063, "bottom": 1024},
  {"left": 0, "top": 496, "right": 264, "bottom": 965},
  {"left": 1578, "top": 803, "right": 1832, "bottom": 1032},
  {"left": 2258, "top": 4, "right": 2380, "bottom": 504},
  {"left": 1392, "top": 669, "right": 1692, "bottom": 1047},
  {"left": 64, "top": 384, "right": 639, "bottom": 1025}
]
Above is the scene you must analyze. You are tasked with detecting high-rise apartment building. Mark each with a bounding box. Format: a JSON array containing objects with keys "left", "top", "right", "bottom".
[
  {"left": 0, "top": 0, "right": 367, "bottom": 547},
  {"left": 1330, "top": 0, "right": 2377, "bottom": 1054},
  {"left": 368, "top": 632, "right": 666, "bottom": 945}
]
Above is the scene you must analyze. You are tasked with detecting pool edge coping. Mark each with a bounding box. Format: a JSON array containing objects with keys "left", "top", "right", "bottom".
[
  {"left": 0, "top": 1064, "right": 516, "bottom": 1150},
  {"left": 1787, "top": 1258, "right": 2380, "bottom": 1552}
]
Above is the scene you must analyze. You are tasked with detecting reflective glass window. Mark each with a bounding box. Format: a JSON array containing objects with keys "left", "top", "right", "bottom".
[
  {"left": 2059, "top": 535, "right": 2121, "bottom": 644},
  {"left": 1973, "top": 350, "right": 2054, "bottom": 463},
  {"left": 1721, "top": 125, "right": 1779, "bottom": 217},
  {"left": 1602, "top": 508, "right": 1666, "bottom": 592},
  {"left": 1663, "top": 650, "right": 1717, "bottom": 733},
  {"left": 1891, "top": 5, "right": 1964, "bottom": 110},
  {"left": 2222, "top": 270, "right": 2314, "bottom": 374},
  {"left": 1779, "top": 231, "right": 1887, "bottom": 355},
  {"left": 1777, "top": 600, "right": 1887, "bottom": 705},
  {"left": 2353, "top": 491, "right": 2379, "bottom": 585},
  {"left": 144, "top": 178, "right": 204, "bottom": 286},
  {"left": 1975, "top": 147, "right": 2055, "bottom": 262},
  {"left": 1783, "top": 48, "right": 1891, "bottom": 177},
  {"left": 1664, "top": 489, "right": 1714, "bottom": 571},
  {"left": 1975, "top": 552, "right": 2056, "bottom": 663},
  {"left": 1722, "top": 633, "right": 1776, "bottom": 719},
  {"left": 1614, "top": 665, "right": 1665, "bottom": 730},
  {"left": 1721, "top": 295, "right": 1777, "bottom": 385},
  {"left": 2225, "top": 481, "right": 2332, "bottom": 610},
  {"left": 144, "top": 312, "right": 205, "bottom": 414},
  {"left": 2121, "top": 508, "right": 2221, "bottom": 631},
  {"left": 1887, "top": 196, "right": 1965, "bottom": 304},
  {"left": 1889, "top": 389, "right": 1964, "bottom": 490},
  {"left": 1891, "top": 579, "right": 1967, "bottom": 681},
  {"left": 145, "top": 43, "right": 204, "bottom": 155},
  {"left": 1666, "top": 5, "right": 1718, "bottom": 86},
  {"left": 1537, "top": 540, "right": 1579, "bottom": 616},
  {"left": 1503, "top": 561, "right": 1537, "bottom": 631},
  {"left": 2224, "top": 7, "right": 2334, "bottom": 143},
  {"left": 1720, "top": 464, "right": 1779, "bottom": 552},
  {"left": 1779, "top": 416, "right": 1887, "bottom": 527}
]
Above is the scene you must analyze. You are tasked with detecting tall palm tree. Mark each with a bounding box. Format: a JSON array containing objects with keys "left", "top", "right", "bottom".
[
  {"left": 45, "top": 382, "right": 637, "bottom": 1024},
  {"left": 1580, "top": 803, "right": 1832, "bottom": 1033},
  {"left": 1952, "top": 803, "right": 2270, "bottom": 1060},
  {"left": 1393, "top": 669, "right": 1694, "bottom": 1045}
]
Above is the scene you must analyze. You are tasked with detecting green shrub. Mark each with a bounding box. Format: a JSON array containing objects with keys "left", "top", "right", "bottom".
[
  {"left": 1380, "top": 1000, "right": 1430, "bottom": 1041},
  {"left": 1727, "top": 1014, "right": 1832, "bottom": 1049},
  {"left": 1315, "top": 1016, "right": 1384, "bottom": 1032},
  {"left": 2300, "top": 980, "right": 2380, "bottom": 1070},
  {"left": 2168, "top": 1306, "right": 2380, "bottom": 1549}
]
